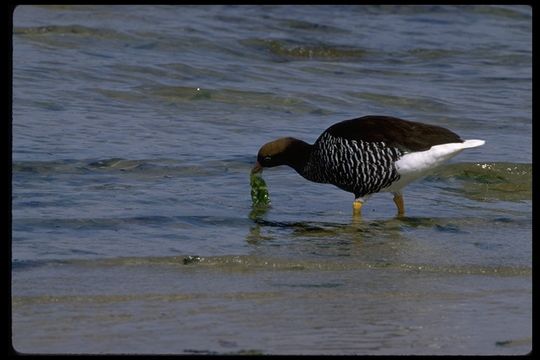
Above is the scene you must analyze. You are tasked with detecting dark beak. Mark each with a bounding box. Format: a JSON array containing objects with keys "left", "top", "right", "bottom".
[{"left": 251, "top": 161, "right": 263, "bottom": 174}]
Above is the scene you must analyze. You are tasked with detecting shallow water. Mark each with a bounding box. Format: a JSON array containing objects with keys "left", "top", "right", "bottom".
[{"left": 12, "top": 5, "right": 531, "bottom": 355}]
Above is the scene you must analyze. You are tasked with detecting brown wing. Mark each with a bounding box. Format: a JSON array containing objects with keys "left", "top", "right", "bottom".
[{"left": 324, "top": 115, "right": 463, "bottom": 152}]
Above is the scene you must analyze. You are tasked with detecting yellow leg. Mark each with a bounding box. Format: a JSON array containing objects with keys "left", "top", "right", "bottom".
[
  {"left": 353, "top": 198, "right": 363, "bottom": 216},
  {"left": 393, "top": 193, "right": 405, "bottom": 216}
]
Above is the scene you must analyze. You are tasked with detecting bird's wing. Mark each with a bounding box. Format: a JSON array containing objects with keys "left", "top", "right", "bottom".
[{"left": 323, "top": 116, "right": 464, "bottom": 153}]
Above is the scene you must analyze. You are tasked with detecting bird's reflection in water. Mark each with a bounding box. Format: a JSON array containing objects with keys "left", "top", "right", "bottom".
[
  {"left": 246, "top": 205, "right": 409, "bottom": 255},
  {"left": 246, "top": 205, "right": 272, "bottom": 244}
]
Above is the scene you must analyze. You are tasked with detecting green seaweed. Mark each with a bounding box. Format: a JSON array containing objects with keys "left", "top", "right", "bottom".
[{"left": 250, "top": 172, "right": 270, "bottom": 207}]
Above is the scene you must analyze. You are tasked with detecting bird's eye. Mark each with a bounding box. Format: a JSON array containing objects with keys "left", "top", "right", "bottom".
[{"left": 264, "top": 156, "right": 271, "bottom": 161}]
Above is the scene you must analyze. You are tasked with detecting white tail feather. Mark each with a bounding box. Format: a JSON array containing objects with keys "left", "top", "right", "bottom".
[
  {"left": 461, "top": 139, "right": 486, "bottom": 149},
  {"left": 385, "top": 138, "right": 485, "bottom": 193}
]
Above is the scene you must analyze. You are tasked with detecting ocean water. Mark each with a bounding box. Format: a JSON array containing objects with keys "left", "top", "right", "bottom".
[{"left": 12, "top": 5, "right": 531, "bottom": 355}]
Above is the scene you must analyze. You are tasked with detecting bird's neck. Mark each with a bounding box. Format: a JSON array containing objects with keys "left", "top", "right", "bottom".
[{"left": 284, "top": 139, "right": 313, "bottom": 177}]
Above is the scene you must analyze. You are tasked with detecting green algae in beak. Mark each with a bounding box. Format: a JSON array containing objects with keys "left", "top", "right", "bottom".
[{"left": 250, "top": 172, "right": 270, "bottom": 206}]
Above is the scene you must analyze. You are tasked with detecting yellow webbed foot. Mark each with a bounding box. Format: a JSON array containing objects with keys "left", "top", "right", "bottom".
[{"left": 352, "top": 198, "right": 363, "bottom": 216}]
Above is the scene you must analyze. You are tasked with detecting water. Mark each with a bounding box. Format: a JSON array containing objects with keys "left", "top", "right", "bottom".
[{"left": 12, "top": 5, "right": 531, "bottom": 355}]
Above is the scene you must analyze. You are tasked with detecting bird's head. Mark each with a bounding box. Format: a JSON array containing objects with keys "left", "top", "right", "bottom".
[{"left": 252, "top": 137, "right": 311, "bottom": 174}]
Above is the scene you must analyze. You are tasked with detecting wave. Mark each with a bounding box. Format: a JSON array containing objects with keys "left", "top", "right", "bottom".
[
  {"left": 12, "top": 253, "right": 531, "bottom": 278},
  {"left": 428, "top": 162, "right": 532, "bottom": 201},
  {"left": 12, "top": 157, "right": 250, "bottom": 178},
  {"left": 13, "top": 159, "right": 532, "bottom": 202},
  {"left": 241, "top": 38, "right": 367, "bottom": 61}
]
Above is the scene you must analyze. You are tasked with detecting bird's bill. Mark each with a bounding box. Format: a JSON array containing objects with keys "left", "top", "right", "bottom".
[{"left": 251, "top": 161, "right": 263, "bottom": 174}]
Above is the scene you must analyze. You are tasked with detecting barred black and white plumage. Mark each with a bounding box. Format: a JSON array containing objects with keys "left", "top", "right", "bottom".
[
  {"left": 303, "top": 132, "right": 403, "bottom": 198},
  {"left": 252, "top": 115, "right": 485, "bottom": 216}
]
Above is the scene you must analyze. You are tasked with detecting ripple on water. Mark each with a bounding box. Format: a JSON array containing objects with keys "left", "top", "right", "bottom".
[
  {"left": 241, "top": 38, "right": 367, "bottom": 62},
  {"left": 428, "top": 162, "right": 532, "bottom": 202}
]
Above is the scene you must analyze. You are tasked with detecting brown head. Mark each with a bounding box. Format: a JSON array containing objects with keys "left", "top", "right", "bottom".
[{"left": 252, "top": 137, "right": 312, "bottom": 175}]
